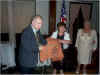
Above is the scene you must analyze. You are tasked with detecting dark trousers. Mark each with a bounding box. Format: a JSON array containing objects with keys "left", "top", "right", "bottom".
[
  {"left": 52, "top": 61, "right": 63, "bottom": 70},
  {"left": 18, "top": 65, "right": 38, "bottom": 74}
]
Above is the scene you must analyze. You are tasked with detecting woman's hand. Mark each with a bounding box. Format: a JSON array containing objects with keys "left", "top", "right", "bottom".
[
  {"left": 92, "top": 48, "right": 96, "bottom": 52},
  {"left": 58, "top": 39, "right": 72, "bottom": 44},
  {"left": 58, "top": 39, "right": 63, "bottom": 43}
]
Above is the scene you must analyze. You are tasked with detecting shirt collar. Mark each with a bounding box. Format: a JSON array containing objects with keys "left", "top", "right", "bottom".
[
  {"left": 31, "top": 24, "right": 38, "bottom": 34},
  {"left": 56, "top": 30, "right": 66, "bottom": 34}
]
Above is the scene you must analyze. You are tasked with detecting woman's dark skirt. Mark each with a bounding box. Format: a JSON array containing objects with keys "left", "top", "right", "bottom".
[{"left": 52, "top": 47, "right": 77, "bottom": 72}]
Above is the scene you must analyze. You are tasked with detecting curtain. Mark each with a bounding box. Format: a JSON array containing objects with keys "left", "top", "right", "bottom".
[
  {"left": 70, "top": 4, "right": 81, "bottom": 39},
  {"left": 7, "top": 1, "right": 16, "bottom": 67},
  {"left": 0, "top": 2, "right": 1, "bottom": 43},
  {"left": 0, "top": 0, "right": 36, "bottom": 68},
  {"left": 70, "top": 3, "right": 91, "bottom": 40},
  {"left": 81, "top": 4, "right": 91, "bottom": 21},
  {"left": 8, "top": 1, "right": 16, "bottom": 48},
  {"left": 0, "top": 1, "right": 16, "bottom": 68}
]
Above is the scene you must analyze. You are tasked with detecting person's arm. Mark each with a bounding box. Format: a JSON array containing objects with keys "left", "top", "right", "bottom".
[
  {"left": 58, "top": 33, "right": 72, "bottom": 44},
  {"left": 75, "top": 30, "right": 80, "bottom": 48},
  {"left": 40, "top": 36, "right": 47, "bottom": 45},
  {"left": 58, "top": 40, "right": 71, "bottom": 44},
  {"left": 50, "top": 32, "right": 57, "bottom": 39},
  {"left": 37, "top": 31, "right": 47, "bottom": 50},
  {"left": 92, "top": 30, "right": 97, "bottom": 51},
  {"left": 21, "top": 31, "right": 34, "bottom": 52},
  {"left": 39, "top": 32, "right": 47, "bottom": 45}
]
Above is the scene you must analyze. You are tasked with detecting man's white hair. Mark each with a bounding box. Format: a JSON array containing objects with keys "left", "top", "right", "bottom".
[{"left": 32, "top": 15, "right": 43, "bottom": 21}]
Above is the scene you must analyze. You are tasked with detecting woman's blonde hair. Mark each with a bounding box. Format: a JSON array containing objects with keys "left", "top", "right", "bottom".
[{"left": 84, "top": 20, "right": 91, "bottom": 25}]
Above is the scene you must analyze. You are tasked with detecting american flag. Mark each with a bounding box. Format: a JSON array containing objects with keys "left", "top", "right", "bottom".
[{"left": 60, "top": 0, "right": 67, "bottom": 23}]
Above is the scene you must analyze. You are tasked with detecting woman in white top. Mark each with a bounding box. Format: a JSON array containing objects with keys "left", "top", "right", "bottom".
[
  {"left": 51, "top": 22, "right": 71, "bottom": 74},
  {"left": 75, "top": 20, "right": 97, "bottom": 74}
]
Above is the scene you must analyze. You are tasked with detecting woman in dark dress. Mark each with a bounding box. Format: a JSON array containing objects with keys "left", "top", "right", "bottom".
[{"left": 51, "top": 22, "right": 71, "bottom": 75}]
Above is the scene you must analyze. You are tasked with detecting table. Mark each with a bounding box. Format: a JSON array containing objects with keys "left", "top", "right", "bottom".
[{"left": 0, "top": 43, "right": 16, "bottom": 70}]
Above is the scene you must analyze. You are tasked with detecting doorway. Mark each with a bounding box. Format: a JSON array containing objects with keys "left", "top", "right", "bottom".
[
  {"left": 72, "top": 7, "right": 84, "bottom": 45},
  {"left": 69, "top": 2, "right": 92, "bottom": 44}
]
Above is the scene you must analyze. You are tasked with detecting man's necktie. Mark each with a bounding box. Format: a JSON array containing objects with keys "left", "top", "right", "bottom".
[
  {"left": 35, "top": 32, "right": 41, "bottom": 47},
  {"left": 35, "top": 32, "right": 42, "bottom": 64}
]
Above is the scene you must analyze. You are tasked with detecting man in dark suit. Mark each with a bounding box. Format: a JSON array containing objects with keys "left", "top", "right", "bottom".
[{"left": 18, "top": 15, "right": 47, "bottom": 74}]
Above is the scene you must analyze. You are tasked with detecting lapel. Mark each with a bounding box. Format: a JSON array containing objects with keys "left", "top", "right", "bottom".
[{"left": 29, "top": 25, "right": 39, "bottom": 47}]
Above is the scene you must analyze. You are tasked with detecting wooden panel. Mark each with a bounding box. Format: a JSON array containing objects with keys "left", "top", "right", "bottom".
[{"left": 49, "top": 0, "right": 56, "bottom": 35}]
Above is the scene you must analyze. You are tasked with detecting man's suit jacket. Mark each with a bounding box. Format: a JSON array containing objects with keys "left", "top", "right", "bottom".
[{"left": 18, "top": 25, "right": 47, "bottom": 68}]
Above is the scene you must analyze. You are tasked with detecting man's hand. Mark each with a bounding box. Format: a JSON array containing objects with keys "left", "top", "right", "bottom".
[{"left": 39, "top": 46, "right": 44, "bottom": 51}]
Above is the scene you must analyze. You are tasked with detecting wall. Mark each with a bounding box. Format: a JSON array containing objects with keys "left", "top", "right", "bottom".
[
  {"left": 0, "top": 1, "right": 9, "bottom": 33},
  {"left": 15, "top": 0, "right": 35, "bottom": 33},
  {"left": 36, "top": 0, "right": 49, "bottom": 35},
  {"left": 0, "top": 2, "right": 1, "bottom": 34},
  {"left": 56, "top": 0, "right": 69, "bottom": 30},
  {"left": 0, "top": 0, "right": 36, "bottom": 33},
  {"left": 56, "top": 0, "right": 99, "bottom": 33},
  {"left": 0, "top": 0, "right": 99, "bottom": 34},
  {"left": 91, "top": 1, "right": 99, "bottom": 33}
]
